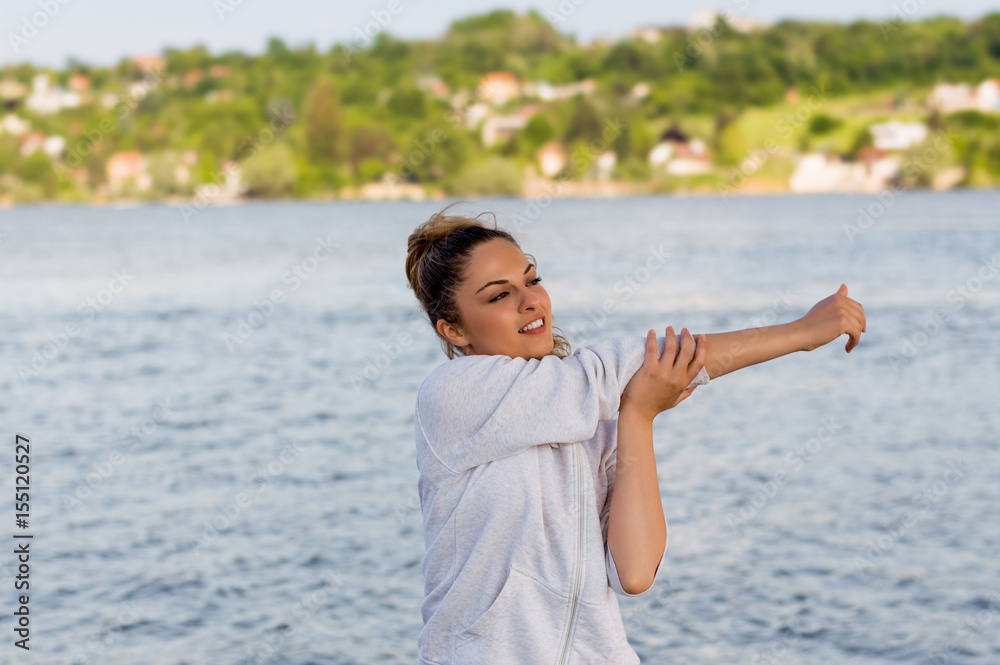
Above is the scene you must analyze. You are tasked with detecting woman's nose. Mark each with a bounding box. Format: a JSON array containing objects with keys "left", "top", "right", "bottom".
[{"left": 522, "top": 290, "right": 542, "bottom": 309}]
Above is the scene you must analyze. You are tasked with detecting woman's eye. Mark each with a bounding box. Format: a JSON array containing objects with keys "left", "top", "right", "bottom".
[{"left": 489, "top": 277, "right": 543, "bottom": 303}]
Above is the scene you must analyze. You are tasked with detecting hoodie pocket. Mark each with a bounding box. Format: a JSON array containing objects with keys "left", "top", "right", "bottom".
[{"left": 454, "top": 566, "right": 569, "bottom": 662}]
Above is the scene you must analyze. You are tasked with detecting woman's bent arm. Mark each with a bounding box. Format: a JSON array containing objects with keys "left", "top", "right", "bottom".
[{"left": 607, "top": 405, "right": 666, "bottom": 595}]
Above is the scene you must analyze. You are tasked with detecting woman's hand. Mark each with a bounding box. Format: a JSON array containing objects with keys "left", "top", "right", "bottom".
[
  {"left": 620, "top": 326, "right": 708, "bottom": 422},
  {"left": 796, "top": 283, "right": 867, "bottom": 353}
]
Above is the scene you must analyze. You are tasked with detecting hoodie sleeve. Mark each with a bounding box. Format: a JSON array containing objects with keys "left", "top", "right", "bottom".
[
  {"left": 415, "top": 333, "right": 709, "bottom": 475},
  {"left": 600, "top": 439, "right": 670, "bottom": 597}
]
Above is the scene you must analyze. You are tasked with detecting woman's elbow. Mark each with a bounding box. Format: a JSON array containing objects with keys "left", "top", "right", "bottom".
[{"left": 621, "top": 572, "right": 655, "bottom": 596}]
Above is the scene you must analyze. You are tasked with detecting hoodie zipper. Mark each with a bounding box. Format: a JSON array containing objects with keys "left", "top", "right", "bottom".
[{"left": 556, "top": 443, "right": 585, "bottom": 665}]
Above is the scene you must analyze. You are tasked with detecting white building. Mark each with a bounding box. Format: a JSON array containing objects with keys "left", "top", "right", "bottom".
[
  {"left": 595, "top": 151, "right": 617, "bottom": 179},
  {"left": 482, "top": 115, "right": 528, "bottom": 147},
  {"left": 537, "top": 142, "right": 566, "bottom": 178},
  {"left": 0, "top": 114, "right": 30, "bottom": 136},
  {"left": 869, "top": 121, "right": 927, "bottom": 151},
  {"left": 649, "top": 129, "right": 712, "bottom": 174},
  {"left": 523, "top": 79, "right": 597, "bottom": 101},
  {"left": 789, "top": 153, "right": 901, "bottom": 193},
  {"left": 977, "top": 79, "right": 1000, "bottom": 112},
  {"left": 26, "top": 74, "right": 81, "bottom": 115}
]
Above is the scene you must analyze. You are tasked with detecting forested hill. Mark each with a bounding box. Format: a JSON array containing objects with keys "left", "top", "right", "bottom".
[{"left": 1, "top": 10, "right": 999, "bottom": 203}]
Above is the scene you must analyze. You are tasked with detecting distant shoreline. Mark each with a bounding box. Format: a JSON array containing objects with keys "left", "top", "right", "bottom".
[{"left": 3, "top": 184, "right": 999, "bottom": 211}]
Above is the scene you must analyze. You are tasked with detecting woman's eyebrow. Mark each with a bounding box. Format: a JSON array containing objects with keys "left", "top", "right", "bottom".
[{"left": 475, "top": 263, "right": 535, "bottom": 295}]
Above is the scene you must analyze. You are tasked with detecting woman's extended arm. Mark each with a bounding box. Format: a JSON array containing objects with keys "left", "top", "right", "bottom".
[{"left": 696, "top": 283, "right": 867, "bottom": 380}]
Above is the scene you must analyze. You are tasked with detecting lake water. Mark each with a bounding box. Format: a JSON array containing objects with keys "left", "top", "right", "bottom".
[{"left": 1, "top": 192, "right": 998, "bottom": 664}]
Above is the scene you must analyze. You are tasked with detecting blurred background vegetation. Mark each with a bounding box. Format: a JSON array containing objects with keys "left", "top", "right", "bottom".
[{"left": 1, "top": 9, "right": 999, "bottom": 203}]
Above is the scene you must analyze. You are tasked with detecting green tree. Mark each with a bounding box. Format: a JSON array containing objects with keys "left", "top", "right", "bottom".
[
  {"left": 451, "top": 156, "right": 522, "bottom": 195},
  {"left": 242, "top": 142, "right": 298, "bottom": 197},
  {"left": 564, "top": 99, "right": 602, "bottom": 144},
  {"left": 521, "top": 114, "right": 555, "bottom": 154},
  {"left": 305, "top": 77, "right": 347, "bottom": 165}
]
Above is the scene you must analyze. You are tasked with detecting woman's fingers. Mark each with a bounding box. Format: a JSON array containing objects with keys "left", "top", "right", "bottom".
[
  {"left": 853, "top": 299, "right": 867, "bottom": 332},
  {"left": 645, "top": 329, "right": 656, "bottom": 361},
  {"left": 843, "top": 313, "right": 864, "bottom": 353},
  {"left": 675, "top": 327, "right": 694, "bottom": 365},
  {"left": 675, "top": 385, "right": 697, "bottom": 405},
  {"left": 663, "top": 326, "right": 675, "bottom": 365}
]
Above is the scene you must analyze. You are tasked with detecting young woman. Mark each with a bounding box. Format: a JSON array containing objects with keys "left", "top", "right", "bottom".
[{"left": 405, "top": 206, "right": 866, "bottom": 665}]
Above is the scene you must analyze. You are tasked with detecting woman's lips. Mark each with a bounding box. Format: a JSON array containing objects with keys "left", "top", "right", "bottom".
[{"left": 518, "top": 317, "right": 546, "bottom": 334}]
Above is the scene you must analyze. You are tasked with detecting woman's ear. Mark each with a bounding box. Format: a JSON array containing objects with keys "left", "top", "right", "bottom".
[{"left": 436, "top": 318, "right": 470, "bottom": 348}]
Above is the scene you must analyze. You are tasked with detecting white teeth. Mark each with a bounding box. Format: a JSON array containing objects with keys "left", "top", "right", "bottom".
[{"left": 519, "top": 318, "right": 543, "bottom": 332}]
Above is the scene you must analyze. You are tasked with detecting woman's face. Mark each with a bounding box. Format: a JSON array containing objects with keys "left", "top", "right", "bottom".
[{"left": 437, "top": 238, "right": 554, "bottom": 360}]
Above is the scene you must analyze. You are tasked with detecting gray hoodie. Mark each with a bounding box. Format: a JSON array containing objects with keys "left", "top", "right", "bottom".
[{"left": 414, "top": 333, "right": 711, "bottom": 664}]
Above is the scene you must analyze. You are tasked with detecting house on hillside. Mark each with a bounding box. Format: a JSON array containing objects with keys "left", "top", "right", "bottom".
[
  {"left": 523, "top": 79, "right": 597, "bottom": 101},
  {"left": 416, "top": 75, "right": 450, "bottom": 98},
  {"left": 977, "top": 79, "right": 1000, "bottom": 112},
  {"left": 132, "top": 54, "right": 166, "bottom": 73},
  {"left": 481, "top": 104, "right": 543, "bottom": 147},
  {"left": 68, "top": 74, "right": 91, "bottom": 92},
  {"left": 928, "top": 79, "right": 1000, "bottom": 114},
  {"left": 631, "top": 82, "right": 651, "bottom": 101},
  {"left": 107, "top": 151, "right": 152, "bottom": 194},
  {"left": 789, "top": 152, "right": 900, "bottom": 193},
  {"left": 0, "top": 114, "right": 29, "bottom": 136},
  {"left": 26, "top": 74, "right": 81, "bottom": 115},
  {"left": 869, "top": 121, "right": 927, "bottom": 151},
  {"left": 19, "top": 132, "right": 45, "bottom": 157},
  {"left": 649, "top": 127, "right": 712, "bottom": 175},
  {"left": 596, "top": 151, "right": 617, "bottom": 180},
  {"left": 482, "top": 115, "right": 528, "bottom": 147},
  {"left": 182, "top": 70, "right": 204, "bottom": 88},
  {"left": 536, "top": 142, "right": 566, "bottom": 177},
  {"left": 478, "top": 72, "right": 520, "bottom": 106}
]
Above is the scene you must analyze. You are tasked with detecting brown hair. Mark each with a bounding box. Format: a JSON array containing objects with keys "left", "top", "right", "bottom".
[{"left": 405, "top": 203, "right": 572, "bottom": 360}]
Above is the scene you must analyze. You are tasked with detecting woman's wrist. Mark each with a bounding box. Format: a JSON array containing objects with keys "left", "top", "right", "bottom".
[
  {"left": 786, "top": 318, "right": 814, "bottom": 352},
  {"left": 619, "top": 402, "right": 656, "bottom": 426}
]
